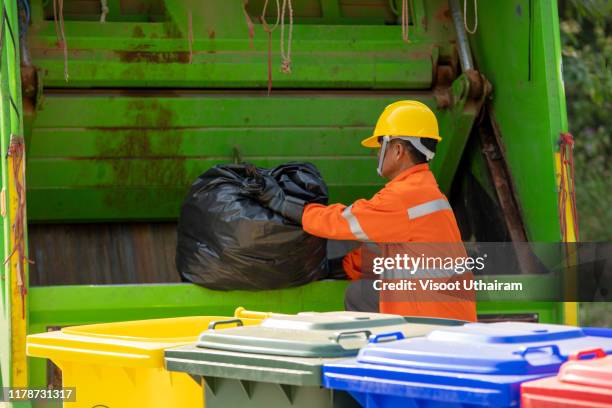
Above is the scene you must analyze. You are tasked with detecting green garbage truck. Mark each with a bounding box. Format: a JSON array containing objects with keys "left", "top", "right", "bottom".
[{"left": 0, "top": 0, "right": 579, "bottom": 399}]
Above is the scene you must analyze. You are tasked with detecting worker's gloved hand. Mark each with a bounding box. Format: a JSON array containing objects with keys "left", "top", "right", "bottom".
[{"left": 255, "top": 175, "right": 305, "bottom": 225}]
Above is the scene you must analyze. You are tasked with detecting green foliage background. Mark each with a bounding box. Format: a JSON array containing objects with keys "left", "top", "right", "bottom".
[{"left": 559, "top": 0, "right": 611, "bottom": 326}]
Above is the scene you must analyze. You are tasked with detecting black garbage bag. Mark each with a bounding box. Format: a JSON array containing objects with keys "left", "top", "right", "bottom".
[{"left": 176, "top": 162, "right": 329, "bottom": 290}]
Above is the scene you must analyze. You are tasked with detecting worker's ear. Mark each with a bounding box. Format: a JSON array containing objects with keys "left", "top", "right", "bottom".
[{"left": 395, "top": 140, "right": 407, "bottom": 159}]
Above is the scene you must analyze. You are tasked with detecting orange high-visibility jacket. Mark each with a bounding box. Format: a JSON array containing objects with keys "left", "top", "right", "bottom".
[{"left": 302, "top": 163, "right": 477, "bottom": 321}]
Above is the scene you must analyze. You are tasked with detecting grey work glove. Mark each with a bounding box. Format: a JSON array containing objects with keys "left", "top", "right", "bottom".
[{"left": 255, "top": 175, "right": 305, "bottom": 225}]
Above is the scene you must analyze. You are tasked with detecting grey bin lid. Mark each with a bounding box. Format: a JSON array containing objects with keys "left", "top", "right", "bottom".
[
  {"left": 196, "top": 311, "right": 447, "bottom": 358},
  {"left": 164, "top": 312, "right": 466, "bottom": 386}
]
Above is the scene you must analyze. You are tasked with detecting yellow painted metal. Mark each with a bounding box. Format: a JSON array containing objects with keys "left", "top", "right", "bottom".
[
  {"left": 8, "top": 143, "right": 28, "bottom": 387},
  {"left": 0, "top": 0, "right": 29, "bottom": 392},
  {"left": 26, "top": 315, "right": 262, "bottom": 408},
  {"left": 555, "top": 152, "right": 578, "bottom": 326},
  {"left": 563, "top": 302, "right": 578, "bottom": 326}
]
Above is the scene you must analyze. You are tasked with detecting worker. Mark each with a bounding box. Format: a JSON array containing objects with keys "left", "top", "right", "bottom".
[{"left": 256, "top": 100, "right": 476, "bottom": 321}]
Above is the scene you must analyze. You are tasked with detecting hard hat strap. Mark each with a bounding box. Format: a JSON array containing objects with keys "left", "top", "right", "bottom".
[
  {"left": 377, "top": 136, "right": 390, "bottom": 176},
  {"left": 400, "top": 137, "right": 435, "bottom": 161}
]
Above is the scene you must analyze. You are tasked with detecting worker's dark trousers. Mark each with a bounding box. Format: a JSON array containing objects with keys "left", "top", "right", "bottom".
[
  {"left": 344, "top": 279, "right": 380, "bottom": 313},
  {"left": 327, "top": 240, "right": 380, "bottom": 313}
]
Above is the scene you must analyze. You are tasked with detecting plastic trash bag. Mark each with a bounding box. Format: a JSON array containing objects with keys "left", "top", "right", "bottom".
[{"left": 176, "top": 162, "right": 329, "bottom": 290}]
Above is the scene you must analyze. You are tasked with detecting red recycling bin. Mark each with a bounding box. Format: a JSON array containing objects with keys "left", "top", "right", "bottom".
[{"left": 521, "top": 348, "right": 612, "bottom": 407}]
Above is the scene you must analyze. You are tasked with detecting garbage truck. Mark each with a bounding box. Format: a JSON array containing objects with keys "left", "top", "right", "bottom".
[{"left": 0, "top": 0, "right": 579, "bottom": 398}]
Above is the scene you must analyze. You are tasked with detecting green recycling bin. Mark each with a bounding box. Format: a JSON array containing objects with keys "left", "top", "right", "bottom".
[{"left": 164, "top": 311, "right": 465, "bottom": 408}]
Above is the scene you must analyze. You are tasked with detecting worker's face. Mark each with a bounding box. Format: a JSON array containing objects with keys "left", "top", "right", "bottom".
[{"left": 377, "top": 139, "right": 407, "bottom": 179}]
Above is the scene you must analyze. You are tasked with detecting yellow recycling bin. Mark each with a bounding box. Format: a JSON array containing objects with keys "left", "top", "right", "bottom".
[{"left": 27, "top": 315, "right": 261, "bottom": 408}]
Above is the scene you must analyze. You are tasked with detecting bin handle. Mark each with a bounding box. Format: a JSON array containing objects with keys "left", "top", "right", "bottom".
[
  {"left": 369, "top": 331, "right": 405, "bottom": 344},
  {"left": 208, "top": 319, "right": 244, "bottom": 330},
  {"left": 569, "top": 348, "right": 606, "bottom": 361},
  {"left": 234, "top": 307, "right": 272, "bottom": 319},
  {"left": 332, "top": 330, "right": 373, "bottom": 346},
  {"left": 519, "top": 345, "right": 562, "bottom": 360}
]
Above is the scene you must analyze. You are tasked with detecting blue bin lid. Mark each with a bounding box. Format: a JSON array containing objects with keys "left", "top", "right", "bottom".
[
  {"left": 322, "top": 323, "right": 612, "bottom": 407},
  {"left": 356, "top": 322, "right": 612, "bottom": 376}
]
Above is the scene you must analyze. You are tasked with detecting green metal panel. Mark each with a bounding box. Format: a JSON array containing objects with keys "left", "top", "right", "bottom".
[
  {"left": 25, "top": 92, "right": 474, "bottom": 221},
  {"left": 469, "top": 0, "right": 566, "bottom": 241},
  {"left": 20, "top": 0, "right": 482, "bottom": 222},
  {"left": 26, "top": 9, "right": 441, "bottom": 88}
]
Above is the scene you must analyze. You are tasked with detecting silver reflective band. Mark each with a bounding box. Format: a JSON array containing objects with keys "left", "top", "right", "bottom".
[
  {"left": 408, "top": 198, "right": 452, "bottom": 219},
  {"left": 342, "top": 205, "right": 370, "bottom": 241},
  {"left": 400, "top": 137, "right": 435, "bottom": 161}
]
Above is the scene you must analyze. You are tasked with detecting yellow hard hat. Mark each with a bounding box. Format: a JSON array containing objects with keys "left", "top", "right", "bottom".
[{"left": 361, "top": 100, "right": 442, "bottom": 148}]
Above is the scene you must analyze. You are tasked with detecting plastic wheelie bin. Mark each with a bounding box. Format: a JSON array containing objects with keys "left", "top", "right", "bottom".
[
  {"left": 522, "top": 348, "right": 612, "bottom": 407},
  {"left": 26, "top": 315, "right": 261, "bottom": 408},
  {"left": 164, "top": 311, "right": 466, "bottom": 408},
  {"left": 322, "top": 322, "right": 612, "bottom": 408}
]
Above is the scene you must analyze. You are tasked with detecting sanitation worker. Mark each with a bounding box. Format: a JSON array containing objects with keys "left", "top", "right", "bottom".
[{"left": 256, "top": 100, "right": 477, "bottom": 321}]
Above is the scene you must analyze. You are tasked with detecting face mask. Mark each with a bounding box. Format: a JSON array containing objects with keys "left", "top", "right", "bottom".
[
  {"left": 377, "top": 136, "right": 390, "bottom": 176},
  {"left": 377, "top": 137, "right": 435, "bottom": 176}
]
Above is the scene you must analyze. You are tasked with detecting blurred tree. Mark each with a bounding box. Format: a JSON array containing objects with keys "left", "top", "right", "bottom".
[
  {"left": 560, "top": 1, "right": 612, "bottom": 327},
  {"left": 559, "top": 0, "right": 611, "bottom": 241}
]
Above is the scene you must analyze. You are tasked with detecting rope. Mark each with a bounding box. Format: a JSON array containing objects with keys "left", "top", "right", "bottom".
[
  {"left": 242, "top": 0, "right": 254, "bottom": 48},
  {"left": 260, "top": 0, "right": 280, "bottom": 95},
  {"left": 463, "top": 0, "right": 477, "bottom": 34},
  {"left": 187, "top": 10, "right": 193, "bottom": 63},
  {"left": 401, "top": 0, "right": 409, "bottom": 42},
  {"left": 279, "top": 0, "right": 293, "bottom": 73},
  {"left": 99, "top": 0, "right": 108, "bottom": 22},
  {"left": 52, "top": 0, "right": 68, "bottom": 81},
  {"left": 558, "top": 132, "right": 580, "bottom": 241},
  {"left": 4, "top": 136, "right": 34, "bottom": 318},
  {"left": 52, "top": 0, "right": 60, "bottom": 42}
]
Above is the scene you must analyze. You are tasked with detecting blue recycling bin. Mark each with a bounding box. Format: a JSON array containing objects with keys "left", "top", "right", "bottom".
[{"left": 322, "top": 322, "right": 612, "bottom": 408}]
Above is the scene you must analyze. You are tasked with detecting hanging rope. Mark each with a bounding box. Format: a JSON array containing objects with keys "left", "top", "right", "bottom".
[
  {"left": 463, "top": 0, "right": 477, "bottom": 34},
  {"left": 558, "top": 132, "right": 580, "bottom": 241},
  {"left": 401, "top": 0, "right": 409, "bottom": 42},
  {"left": 99, "top": 0, "right": 108, "bottom": 23},
  {"left": 52, "top": 0, "right": 68, "bottom": 81},
  {"left": 4, "top": 136, "right": 34, "bottom": 318},
  {"left": 260, "top": 0, "right": 280, "bottom": 95},
  {"left": 279, "top": 0, "right": 293, "bottom": 73},
  {"left": 242, "top": 0, "right": 254, "bottom": 48}
]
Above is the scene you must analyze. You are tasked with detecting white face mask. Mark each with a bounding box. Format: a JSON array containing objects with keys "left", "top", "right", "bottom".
[{"left": 376, "top": 136, "right": 390, "bottom": 176}]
